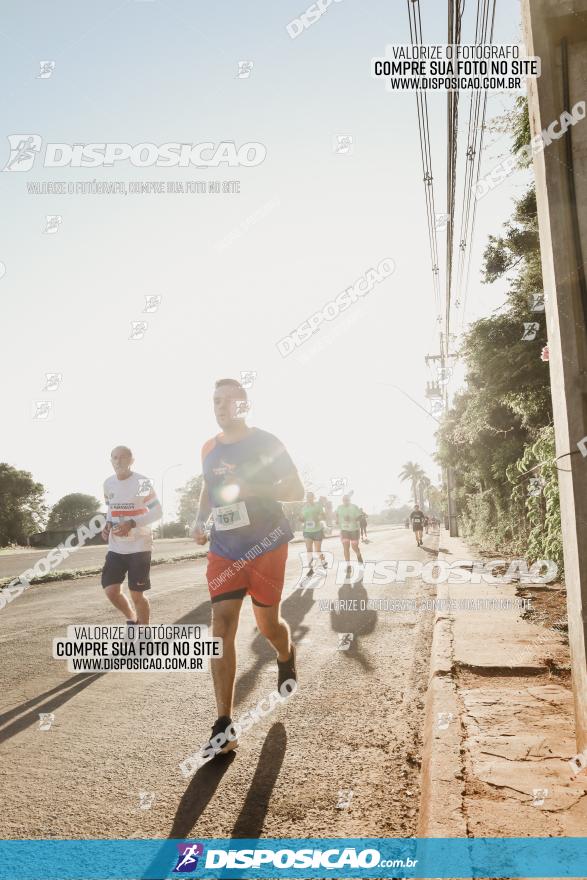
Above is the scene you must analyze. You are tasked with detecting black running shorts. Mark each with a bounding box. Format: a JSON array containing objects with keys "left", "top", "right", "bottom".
[
  {"left": 340, "top": 529, "right": 360, "bottom": 541},
  {"left": 303, "top": 530, "right": 324, "bottom": 541},
  {"left": 101, "top": 551, "right": 152, "bottom": 591}
]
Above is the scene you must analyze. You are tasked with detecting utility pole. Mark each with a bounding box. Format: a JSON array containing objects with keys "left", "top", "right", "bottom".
[
  {"left": 425, "top": 345, "right": 460, "bottom": 536},
  {"left": 522, "top": 0, "right": 587, "bottom": 751}
]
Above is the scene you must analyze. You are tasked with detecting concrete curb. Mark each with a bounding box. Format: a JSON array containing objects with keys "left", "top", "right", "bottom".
[{"left": 417, "top": 547, "right": 468, "bottom": 838}]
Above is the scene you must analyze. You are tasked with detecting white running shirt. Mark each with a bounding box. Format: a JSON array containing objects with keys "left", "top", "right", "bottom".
[{"left": 103, "top": 472, "right": 160, "bottom": 554}]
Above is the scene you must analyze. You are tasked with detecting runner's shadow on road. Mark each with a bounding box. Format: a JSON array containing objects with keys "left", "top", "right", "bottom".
[
  {"left": 1, "top": 601, "right": 212, "bottom": 743},
  {"left": 329, "top": 579, "right": 376, "bottom": 672},
  {"left": 230, "top": 722, "right": 286, "bottom": 838},
  {"left": 234, "top": 589, "right": 314, "bottom": 710},
  {"left": 0, "top": 674, "right": 103, "bottom": 744},
  {"left": 139, "top": 752, "right": 237, "bottom": 880},
  {"left": 0, "top": 674, "right": 102, "bottom": 727},
  {"left": 168, "top": 751, "right": 237, "bottom": 838}
]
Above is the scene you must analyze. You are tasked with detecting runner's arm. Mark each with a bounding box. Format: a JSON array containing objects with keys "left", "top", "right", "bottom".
[
  {"left": 131, "top": 491, "right": 162, "bottom": 526},
  {"left": 195, "top": 484, "right": 212, "bottom": 528}
]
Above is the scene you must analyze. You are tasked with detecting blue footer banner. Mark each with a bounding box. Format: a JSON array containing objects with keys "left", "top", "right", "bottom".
[{"left": 0, "top": 838, "right": 586, "bottom": 878}]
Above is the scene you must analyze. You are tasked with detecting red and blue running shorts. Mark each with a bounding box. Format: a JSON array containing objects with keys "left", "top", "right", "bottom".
[{"left": 206, "top": 543, "right": 288, "bottom": 607}]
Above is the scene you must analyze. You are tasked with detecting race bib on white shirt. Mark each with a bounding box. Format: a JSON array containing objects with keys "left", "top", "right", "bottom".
[{"left": 212, "top": 502, "right": 250, "bottom": 530}]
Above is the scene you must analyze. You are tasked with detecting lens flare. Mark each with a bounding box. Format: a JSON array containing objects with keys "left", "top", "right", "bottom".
[{"left": 219, "top": 483, "right": 239, "bottom": 504}]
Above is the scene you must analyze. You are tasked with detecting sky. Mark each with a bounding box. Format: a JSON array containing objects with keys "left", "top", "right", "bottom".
[{"left": 0, "top": 0, "right": 531, "bottom": 521}]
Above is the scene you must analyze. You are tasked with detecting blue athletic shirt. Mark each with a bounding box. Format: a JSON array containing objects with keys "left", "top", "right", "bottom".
[{"left": 201, "top": 427, "right": 295, "bottom": 560}]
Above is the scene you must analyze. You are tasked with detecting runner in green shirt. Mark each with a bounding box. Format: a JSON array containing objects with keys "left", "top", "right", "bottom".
[
  {"left": 300, "top": 492, "right": 328, "bottom": 577},
  {"left": 336, "top": 494, "right": 364, "bottom": 577}
]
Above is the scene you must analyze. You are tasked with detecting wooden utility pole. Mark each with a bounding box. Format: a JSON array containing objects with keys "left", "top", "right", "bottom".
[{"left": 522, "top": 0, "right": 587, "bottom": 751}]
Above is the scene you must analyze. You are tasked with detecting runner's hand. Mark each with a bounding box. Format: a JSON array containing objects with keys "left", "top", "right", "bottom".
[
  {"left": 191, "top": 523, "right": 208, "bottom": 545},
  {"left": 112, "top": 522, "right": 133, "bottom": 537}
]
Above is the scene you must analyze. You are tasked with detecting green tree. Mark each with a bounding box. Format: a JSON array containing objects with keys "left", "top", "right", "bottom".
[
  {"left": 0, "top": 464, "right": 47, "bottom": 546},
  {"left": 436, "top": 97, "right": 559, "bottom": 561},
  {"left": 177, "top": 475, "right": 204, "bottom": 525},
  {"left": 48, "top": 493, "right": 101, "bottom": 529}
]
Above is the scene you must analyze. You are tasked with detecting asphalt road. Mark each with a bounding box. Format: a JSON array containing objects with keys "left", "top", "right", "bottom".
[
  {"left": 0, "top": 538, "right": 196, "bottom": 581},
  {"left": 0, "top": 528, "right": 398, "bottom": 581},
  {"left": 0, "top": 526, "right": 437, "bottom": 841}
]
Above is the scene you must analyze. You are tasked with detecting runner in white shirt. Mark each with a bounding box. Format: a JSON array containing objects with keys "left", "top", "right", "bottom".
[{"left": 100, "top": 446, "right": 162, "bottom": 624}]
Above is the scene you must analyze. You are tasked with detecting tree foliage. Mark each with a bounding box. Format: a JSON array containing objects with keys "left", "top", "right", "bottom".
[
  {"left": 177, "top": 475, "right": 204, "bottom": 525},
  {"left": 436, "top": 98, "right": 561, "bottom": 565},
  {"left": 48, "top": 493, "right": 101, "bottom": 529},
  {"left": 0, "top": 464, "right": 47, "bottom": 546}
]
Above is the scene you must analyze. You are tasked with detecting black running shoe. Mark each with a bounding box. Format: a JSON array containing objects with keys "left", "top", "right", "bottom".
[
  {"left": 206, "top": 715, "right": 238, "bottom": 757},
  {"left": 277, "top": 645, "right": 297, "bottom": 691}
]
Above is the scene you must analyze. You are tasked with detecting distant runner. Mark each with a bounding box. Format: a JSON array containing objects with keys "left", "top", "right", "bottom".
[
  {"left": 358, "top": 508, "right": 369, "bottom": 542},
  {"left": 300, "top": 491, "right": 328, "bottom": 578},
  {"left": 410, "top": 503, "right": 426, "bottom": 547},
  {"left": 101, "top": 446, "right": 162, "bottom": 625},
  {"left": 336, "top": 495, "right": 364, "bottom": 577},
  {"left": 193, "top": 378, "right": 303, "bottom": 758}
]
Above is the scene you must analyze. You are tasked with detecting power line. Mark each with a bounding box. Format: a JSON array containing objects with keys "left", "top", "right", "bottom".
[{"left": 407, "top": 0, "right": 442, "bottom": 323}]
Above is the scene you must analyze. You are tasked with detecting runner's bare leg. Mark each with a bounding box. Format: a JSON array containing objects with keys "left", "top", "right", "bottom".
[
  {"left": 104, "top": 584, "right": 136, "bottom": 620},
  {"left": 253, "top": 603, "right": 291, "bottom": 662},
  {"left": 211, "top": 598, "right": 243, "bottom": 717}
]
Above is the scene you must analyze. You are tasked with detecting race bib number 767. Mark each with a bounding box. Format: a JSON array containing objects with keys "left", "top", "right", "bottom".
[{"left": 212, "top": 502, "right": 250, "bottom": 531}]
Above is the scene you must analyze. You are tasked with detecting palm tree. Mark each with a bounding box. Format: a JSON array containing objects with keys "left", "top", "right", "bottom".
[
  {"left": 399, "top": 462, "right": 425, "bottom": 506},
  {"left": 419, "top": 475, "right": 432, "bottom": 509}
]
